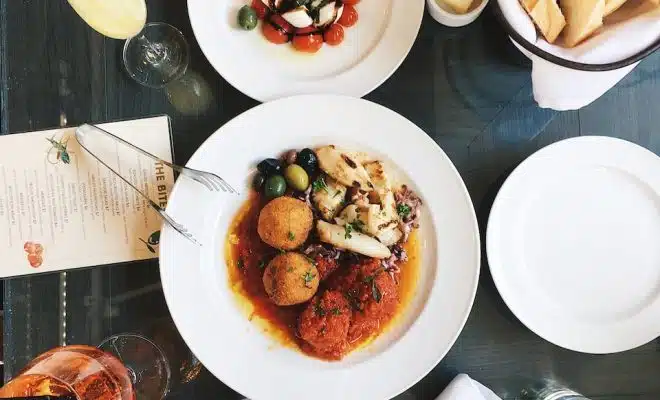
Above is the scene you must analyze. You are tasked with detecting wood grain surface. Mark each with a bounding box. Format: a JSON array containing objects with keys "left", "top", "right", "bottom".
[{"left": 1, "top": 1, "right": 659, "bottom": 399}]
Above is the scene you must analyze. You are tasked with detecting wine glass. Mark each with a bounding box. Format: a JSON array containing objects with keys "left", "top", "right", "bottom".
[
  {"left": 0, "top": 335, "right": 171, "bottom": 400},
  {"left": 0, "top": 345, "right": 134, "bottom": 399},
  {"left": 66, "top": 0, "right": 190, "bottom": 88},
  {"left": 98, "top": 333, "right": 171, "bottom": 399}
]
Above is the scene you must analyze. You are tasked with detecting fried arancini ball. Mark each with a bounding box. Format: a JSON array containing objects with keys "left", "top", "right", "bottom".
[
  {"left": 298, "top": 290, "right": 351, "bottom": 359},
  {"left": 257, "top": 197, "right": 313, "bottom": 250},
  {"left": 263, "top": 252, "right": 320, "bottom": 306}
]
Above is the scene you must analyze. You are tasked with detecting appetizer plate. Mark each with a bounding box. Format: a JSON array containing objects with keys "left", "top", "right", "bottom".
[
  {"left": 487, "top": 136, "right": 660, "bottom": 353},
  {"left": 160, "top": 95, "right": 480, "bottom": 400},
  {"left": 187, "top": 0, "right": 424, "bottom": 101}
]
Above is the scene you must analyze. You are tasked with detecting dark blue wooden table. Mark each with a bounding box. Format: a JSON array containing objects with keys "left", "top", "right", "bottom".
[{"left": 1, "top": 1, "right": 659, "bottom": 399}]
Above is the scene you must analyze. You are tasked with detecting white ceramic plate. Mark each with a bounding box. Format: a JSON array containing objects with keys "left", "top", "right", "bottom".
[
  {"left": 160, "top": 95, "right": 480, "bottom": 400},
  {"left": 187, "top": 0, "right": 424, "bottom": 101},
  {"left": 487, "top": 136, "right": 660, "bottom": 354}
]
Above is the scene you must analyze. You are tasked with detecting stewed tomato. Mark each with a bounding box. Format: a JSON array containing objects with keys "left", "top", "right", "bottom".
[
  {"left": 323, "top": 24, "right": 344, "bottom": 46},
  {"left": 251, "top": 0, "right": 269, "bottom": 19},
  {"left": 293, "top": 27, "right": 323, "bottom": 53},
  {"left": 342, "top": 0, "right": 361, "bottom": 4},
  {"left": 337, "top": 5, "right": 358, "bottom": 27}
]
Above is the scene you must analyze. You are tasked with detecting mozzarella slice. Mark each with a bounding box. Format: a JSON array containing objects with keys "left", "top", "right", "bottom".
[
  {"left": 282, "top": 7, "right": 314, "bottom": 28},
  {"left": 315, "top": 2, "right": 344, "bottom": 27}
]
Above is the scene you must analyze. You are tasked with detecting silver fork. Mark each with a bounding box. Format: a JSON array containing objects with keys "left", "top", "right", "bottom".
[{"left": 75, "top": 124, "right": 238, "bottom": 246}]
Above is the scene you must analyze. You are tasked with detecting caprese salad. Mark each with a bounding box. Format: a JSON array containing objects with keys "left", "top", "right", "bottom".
[{"left": 237, "top": 0, "right": 362, "bottom": 53}]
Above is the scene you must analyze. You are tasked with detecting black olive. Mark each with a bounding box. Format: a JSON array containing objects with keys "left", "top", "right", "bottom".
[
  {"left": 252, "top": 173, "right": 266, "bottom": 190},
  {"left": 296, "top": 148, "right": 318, "bottom": 175},
  {"left": 257, "top": 158, "right": 284, "bottom": 177}
]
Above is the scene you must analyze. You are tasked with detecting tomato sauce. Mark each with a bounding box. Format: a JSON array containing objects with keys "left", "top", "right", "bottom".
[{"left": 225, "top": 192, "right": 420, "bottom": 360}]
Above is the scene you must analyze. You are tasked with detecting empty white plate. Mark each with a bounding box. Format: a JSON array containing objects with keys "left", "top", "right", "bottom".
[{"left": 487, "top": 136, "right": 660, "bottom": 353}]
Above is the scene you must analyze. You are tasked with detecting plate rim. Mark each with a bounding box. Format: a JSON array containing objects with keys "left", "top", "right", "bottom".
[
  {"left": 486, "top": 135, "right": 660, "bottom": 354},
  {"left": 160, "top": 94, "right": 481, "bottom": 399},
  {"left": 186, "top": 0, "right": 425, "bottom": 101}
]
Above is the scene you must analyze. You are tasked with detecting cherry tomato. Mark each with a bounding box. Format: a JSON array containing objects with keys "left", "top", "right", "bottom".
[
  {"left": 292, "top": 32, "right": 324, "bottom": 53},
  {"left": 296, "top": 26, "right": 318, "bottom": 35},
  {"left": 337, "top": 5, "right": 358, "bottom": 27},
  {"left": 342, "top": 0, "right": 361, "bottom": 4},
  {"left": 323, "top": 24, "right": 344, "bottom": 46},
  {"left": 269, "top": 14, "right": 294, "bottom": 34},
  {"left": 251, "top": 0, "right": 269, "bottom": 19},
  {"left": 262, "top": 21, "right": 290, "bottom": 44}
]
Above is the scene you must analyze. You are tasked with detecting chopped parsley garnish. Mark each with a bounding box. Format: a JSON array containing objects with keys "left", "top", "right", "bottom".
[
  {"left": 236, "top": 259, "right": 245, "bottom": 269},
  {"left": 344, "top": 223, "right": 353, "bottom": 239},
  {"left": 314, "top": 301, "right": 326, "bottom": 317},
  {"left": 344, "top": 220, "right": 364, "bottom": 239},
  {"left": 330, "top": 307, "right": 341, "bottom": 315},
  {"left": 351, "top": 219, "right": 365, "bottom": 231},
  {"left": 397, "top": 203, "right": 412, "bottom": 218},
  {"left": 371, "top": 282, "right": 382, "bottom": 303},
  {"left": 258, "top": 260, "right": 266, "bottom": 270},
  {"left": 287, "top": 266, "right": 294, "bottom": 272},
  {"left": 288, "top": 231, "right": 295, "bottom": 241},
  {"left": 312, "top": 175, "right": 329, "bottom": 193},
  {"left": 344, "top": 289, "right": 362, "bottom": 311},
  {"left": 278, "top": 248, "right": 286, "bottom": 254},
  {"left": 364, "top": 269, "right": 383, "bottom": 303},
  {"left": 303, "top": 270, "right": 316, "bottom": 287}
]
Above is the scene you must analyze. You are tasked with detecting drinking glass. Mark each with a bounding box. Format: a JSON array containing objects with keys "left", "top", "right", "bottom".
[
  {"left": 0, "top": 335, "right": 171, "bottom": 400},
  {"left": 519, "top": 380, "right": 590, "bottom": 400},
  {"left": 67, "top": 0, "right": 190, "bottom": 88},
  {"left": 0, "top": 345, "right": 133, "bottom": 399}
]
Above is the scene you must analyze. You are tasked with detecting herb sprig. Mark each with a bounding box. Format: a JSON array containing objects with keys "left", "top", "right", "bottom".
[
  {"left": 303, "top": 270, "right": 316, "bottom": 287},
  {"left": 397, "top": 203, "right": 412, "bottom": 219},
  {"left": 312, "top": 175, "right": 329, "bottom": 193},
  {"left": 364, "top": 269, "right": 384, "bottom": 303},
  {"left": 344, "top": 220, "right": 364, "bottom": 239}
]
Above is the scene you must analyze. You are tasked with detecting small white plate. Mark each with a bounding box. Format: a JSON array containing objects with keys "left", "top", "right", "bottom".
[
  {"left": 187, "top": 0, "right": 424, "bottom": 101},
  {"left": 160, "top": 95, "right": 480, "bottom": 400},
  {"left": 487, "top": 136, "right": 660, "bottom": 354}
]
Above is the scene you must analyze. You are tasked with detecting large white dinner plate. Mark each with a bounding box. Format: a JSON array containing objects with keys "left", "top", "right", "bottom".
[
  {"left": 487, "top": 137, "right": 660, "bottom": 354},
  {"left": 187, "top": 0, "right": 424, "bottom": 101},
  {"left": 160, "top": 95, "right": 480, "bottom": 400}
]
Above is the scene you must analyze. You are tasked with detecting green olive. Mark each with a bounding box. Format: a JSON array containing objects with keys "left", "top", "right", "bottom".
[
  {"left": 284, "top": 164, "right": 309, "bottom": 192},
  {"left": 264, "top": 175, "right": 287, "bottom": 199},
  {"left": 238, "top": 6, "right": 258, "bottom": 30}
]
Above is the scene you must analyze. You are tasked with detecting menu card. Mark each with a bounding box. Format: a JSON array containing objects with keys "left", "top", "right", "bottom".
[{"left": 0, "top": 116, "right": 174, "bottom": 278}]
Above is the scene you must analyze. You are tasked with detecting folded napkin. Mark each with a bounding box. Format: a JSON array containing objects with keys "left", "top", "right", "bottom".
[
  {"left": 435, "top": 374, "right": 501, "bottom": 400},
  {"left": 499, "top": 0, "right": 660, "bottom": 110}
]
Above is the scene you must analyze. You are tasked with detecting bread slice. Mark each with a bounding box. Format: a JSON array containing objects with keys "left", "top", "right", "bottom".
[
  {"left": 520, "top": 0, "right": 539, "bottom": 13},
  {"left": 604, "top": 0, "right": 629, "bottom": 16},
  {"left": 528, "top": 0, "right": 566, "bottom": 44},
  {"left": 560, "top": 0, "right": 605, "bottom": 47},
  {"left": 442, "top": 0, "right": 475, "bottom": 14}
]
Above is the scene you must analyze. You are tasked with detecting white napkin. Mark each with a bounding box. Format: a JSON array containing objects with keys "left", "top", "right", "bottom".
[
  {"left": 498, "top": 0, "right": 660, "bottom": 110},
  {"left": 435, "top": 374, "right": 501, "bottom": 400}
]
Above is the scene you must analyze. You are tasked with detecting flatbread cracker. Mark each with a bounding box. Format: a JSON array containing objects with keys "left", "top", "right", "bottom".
[
  {"left": 605, "top": 0, "right": 630, "bottom": 16},
  {"left": 442, "top": 0, "right": 475, "bottom": 14},
  {"left": 528, "top": 0, "right": 567, "bottom": 43},
  {"left": 560, "top": 0, "right": 605, "bottom": 47}
]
